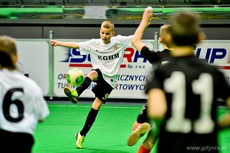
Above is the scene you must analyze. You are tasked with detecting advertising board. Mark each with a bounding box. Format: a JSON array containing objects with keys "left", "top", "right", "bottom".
[{"left": 15, "top": 39, "right": 230, "bottom": 99}]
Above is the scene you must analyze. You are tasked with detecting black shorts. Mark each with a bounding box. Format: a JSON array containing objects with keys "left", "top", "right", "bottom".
[
  {"left": 0, "top": 129, "right": 34, "bottom": 153},
  {"left": 91, "top": 69, "right": 113, "bottom": 103}
]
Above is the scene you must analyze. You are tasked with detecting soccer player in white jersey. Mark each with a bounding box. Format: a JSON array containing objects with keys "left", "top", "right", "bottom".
[
  {"left": 0, "top": 35, "right": 50, "bottom": 153},
  {"left": 50, "top": 20, "right": 133, "bottom": 149}
]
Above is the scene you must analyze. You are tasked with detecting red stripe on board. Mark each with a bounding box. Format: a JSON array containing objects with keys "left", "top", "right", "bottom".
[
  {"left": 120, "top": 64, "right": 126, "bottom": 68},
  {"left": 69, "top": 64, "right": 92, "bottom": 67},
  {"left": 218, "top": 66, "right": 230, "bottom": 70}
]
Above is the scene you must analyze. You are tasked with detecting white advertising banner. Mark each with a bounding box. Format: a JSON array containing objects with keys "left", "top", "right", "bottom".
[
  {"left": 195, "top": 41, "right": 230, "bottom": 82},
  {"left": 15, "top": 39, "right": 49, "bottom": 95},
  {"left": 15, "top": 39, "right": 230, "bottom": 99}
]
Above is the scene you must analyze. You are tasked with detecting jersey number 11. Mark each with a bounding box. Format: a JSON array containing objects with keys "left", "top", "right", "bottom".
[{"left": 164, "top": 72, "right": 214, "bottom": 134}]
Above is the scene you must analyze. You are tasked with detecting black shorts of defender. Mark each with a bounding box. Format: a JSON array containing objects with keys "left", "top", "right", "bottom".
[
  {"left": 91, "top": 69, "right": 113, "bottom": 103},
  {"left": 0, "top": 129, "right": 34, "bottom": 153},
  {"left": 136, "top": 103, "right": 150, "bottom": 123}
]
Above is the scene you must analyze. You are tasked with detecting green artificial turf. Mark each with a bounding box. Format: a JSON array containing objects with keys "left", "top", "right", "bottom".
[{"left": 32, "top": 103, "right": 230, "bottom": 153}]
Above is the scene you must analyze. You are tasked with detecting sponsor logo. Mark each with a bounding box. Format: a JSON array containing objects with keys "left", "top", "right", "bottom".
[
  {"left": 61, "top": 47, "right": 147, "bottom": 68},
  {"left": 98, "top": 53, "right": 119, "bottom": 60},
  {"left": 195, "top": 47, "right": 230, "bottom": 70}
]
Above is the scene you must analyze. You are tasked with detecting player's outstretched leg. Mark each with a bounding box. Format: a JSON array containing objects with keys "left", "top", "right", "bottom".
[
  {"left": 64, "top": 84, "right": 79, "bottom": 104},
  {"left": 127, "top": 122, "right": 151, "bottom": 146},
  {"left": 64, "top": 76, "right": 92, "bottom": 104},
  {"left": 75, "top": 132, "right": 85, "bottom": 149}
]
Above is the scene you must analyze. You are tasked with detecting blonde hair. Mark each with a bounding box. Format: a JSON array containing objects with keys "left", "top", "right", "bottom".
[
  {"left": 0, "top": 35, "right": 17, "bottom": 69},
  {"left": 159, "top": 24, "right": 171, "bottom": 39},
  {"left": 101, "top": 20, "right": 114, "bottom": 31},
  {"left": 159, "top": 24, "right": 171, "bottom": 48}
]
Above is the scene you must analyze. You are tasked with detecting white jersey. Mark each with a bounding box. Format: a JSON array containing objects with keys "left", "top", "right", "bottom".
[
  {"left": 78, "top": 35, "right": 133, "bottom": 87},
  {"left": 0, "top": 69, "right": 50, "bottom": 134}
]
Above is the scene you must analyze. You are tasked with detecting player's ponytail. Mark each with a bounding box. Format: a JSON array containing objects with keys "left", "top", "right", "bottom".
[{"left": 0, "top": 50, "right": 16, "bottom": 69}]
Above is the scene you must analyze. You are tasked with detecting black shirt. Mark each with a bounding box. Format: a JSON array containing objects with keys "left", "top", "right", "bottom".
[
  {"left": 140, "top": 46, "right": 171, "bottom": 65},
  {"left": 146, "top": 54, "right": 230, "bottom": 153}
]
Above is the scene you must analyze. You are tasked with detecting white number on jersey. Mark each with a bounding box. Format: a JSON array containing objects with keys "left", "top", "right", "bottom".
[
  {"left": 164, "top": 72, "right": 214, "bottom": 134},
  {"left": 3, "top": 88, "right": 24, "bottom": 122}
]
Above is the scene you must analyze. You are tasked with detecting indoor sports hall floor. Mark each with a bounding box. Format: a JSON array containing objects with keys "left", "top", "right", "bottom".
[{"left": 32, "top": 99, "right": 230, "bottom": 153}]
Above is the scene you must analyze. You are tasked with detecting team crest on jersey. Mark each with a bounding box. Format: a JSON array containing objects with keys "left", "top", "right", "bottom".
[
  {"left": 102, "top": 93, "right": 110, "bottom": 100},
  {"left": 114, "top": 44, "right": 118, "bottom": 50}
]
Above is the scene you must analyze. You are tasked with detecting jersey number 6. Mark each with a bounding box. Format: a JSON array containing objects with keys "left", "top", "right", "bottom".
[{"left": 3, "top": 88, "right": 24, "bottom": 122}]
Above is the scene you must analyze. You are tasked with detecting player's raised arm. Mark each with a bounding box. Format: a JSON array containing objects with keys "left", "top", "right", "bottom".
[
  {"left": 50, "top": 39, "right": 79, "bottom": 48},
  {"left": 132, "top": 6, "right": 153, "bottom": 52}
]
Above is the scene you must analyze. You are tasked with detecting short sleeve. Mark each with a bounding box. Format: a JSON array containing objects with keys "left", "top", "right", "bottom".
[
  {"left": 116, "top": 35, "right": 133, "bottom": 47},
  {"left": 141, "top": 46, "right": 158, "bottom": 64},
  {"left": 34, "top": 87, "right": 50, "bottom": 121},
  {"left": 78, "top": 39, "right": 95, "bottom": 55}
]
